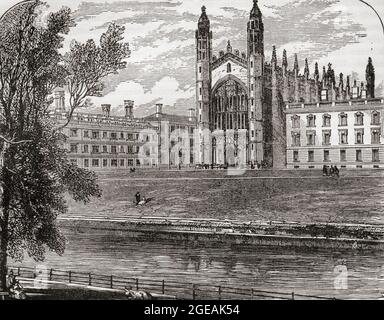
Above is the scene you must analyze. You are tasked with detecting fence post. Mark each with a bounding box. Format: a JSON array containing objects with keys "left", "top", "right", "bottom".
[
  {"left": 110, "top": 275, "right": 113, "bottom": 289},
  {"left": 68, "top": 271, "right": 72, "bottom": 283},
  {"left": 17, "top": 267, "right": 20, "bottom": 277},
  {"left": 136, "top": 278, "right": 139, "bottom": 291},
  {"left": 251, "top": 289, "right": 254, "bottom": 300},
  {"left": 49, "top": 269, "right": 53, "bottom": 281},
  {"left": 218, "top": 286, "right": 222, "bottom": 300},
  {"left": 162, "top": 280, "right": 165, "bottom": 294},
  {"left": 192, "top": 284, "right": 196, "bottom": 300},
  {"left": 291, "top": 292, "right": 295, "bottom": 300},
  {"left": 88, "top": 273, "right": 92, "bottom": 286}
]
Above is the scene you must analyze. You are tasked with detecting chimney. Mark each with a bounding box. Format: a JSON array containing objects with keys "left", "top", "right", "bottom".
[
  {"left": 188, "top": 108, "right": 195, "bottom": 122},
  {"left": 101, "top": 104, "right": 111, "bottom": 117},
  {"left": 124, "top": 100, "right": 134, "bottom": 119},
  {"left": 155, "top": 103, "right": 163, "bottom": 118},
  {"left": 54, "top": 89, "right": 65, "bottom": 112}
]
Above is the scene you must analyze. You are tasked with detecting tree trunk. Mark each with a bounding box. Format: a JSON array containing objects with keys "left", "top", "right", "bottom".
[
  {"left": 0, "top": 155, "right": 13, "bottom": 292},
  {"left": 0, "top": 229, "right": 8, "bottom": 291}
]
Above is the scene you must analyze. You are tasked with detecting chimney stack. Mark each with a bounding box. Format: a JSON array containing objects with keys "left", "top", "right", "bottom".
[
  {"left": 155, "top": 103, "right": 163, "bottom": 118},
  {"left": 101, "top": 104, "right": 111, "bottom": 117},
  {"left": 54, "top": 89, "right": 65, "bottom": 112},
  {"left": 124, "top": 100, "right": 134, "bottom": 119}
]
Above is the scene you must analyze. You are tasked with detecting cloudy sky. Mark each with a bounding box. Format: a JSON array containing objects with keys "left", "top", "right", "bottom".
[{"left": 1, "top": 0, "right": 384, "bottom": 117}]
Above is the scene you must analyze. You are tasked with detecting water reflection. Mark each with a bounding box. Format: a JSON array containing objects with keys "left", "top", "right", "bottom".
[{"left": 13, "top": 227, "right": 384, "bottom": 299}]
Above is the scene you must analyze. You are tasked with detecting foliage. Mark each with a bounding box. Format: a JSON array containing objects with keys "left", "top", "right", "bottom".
[{"left": 0, "top": 0, "right": 129, "bottom": 288}]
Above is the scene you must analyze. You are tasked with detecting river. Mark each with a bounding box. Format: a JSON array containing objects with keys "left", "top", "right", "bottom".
[{"left": 13, "top": 226, "right": 384, "bottom": 300}]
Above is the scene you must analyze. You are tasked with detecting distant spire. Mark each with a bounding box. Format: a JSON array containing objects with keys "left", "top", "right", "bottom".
[
  {"left": 322, "top": 66, "right": 326, "bottom": 85},
  {"left": 326, "top": 63, "right": 336, "bottom": 87},
  {"left": 304, "top": 58, "right": 309, "bottom": 79},
  {"left": 250, "top": 0, "right": 262, "bottom": 18},
  {"left": 346, "top": 75, "right": 351, "bottom": 98},
  {"left": 339, "top": 73, "right": 344, "bottom": 90},
  {"left": 293, "top": 53, "right": 299, "bottom": 75},
  {"left": 366, "top": 57, "right": 375, "bottom": 98},
  {"left": 282, "top": 49, "right": 288, "bottom": 69},
  {"left": 227, "top": 40, "right": 232, "bottom": 53},
  {"left": 271, "top": 45, "right": 277, "bottom": 65},
  {"left": 198, "top": 5, "right": 210, "bottom": 33},
  {"left": 314, "top": 62, "right": 319, "bottom": 82}
]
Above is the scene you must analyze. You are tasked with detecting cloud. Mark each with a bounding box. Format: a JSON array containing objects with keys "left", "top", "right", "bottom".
[
  {"left": 1, "top": 0, "right": 383, "bottom": 115},
  {"left": 91, "top": 76, "right": 194, "bottom": 116}
]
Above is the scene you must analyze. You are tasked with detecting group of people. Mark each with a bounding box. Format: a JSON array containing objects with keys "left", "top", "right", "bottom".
[
  {"left": 323, "top": 165, "right": 340, "bottom": 178},
  {"left": 6, "top": 270, "right": 26, "bottom": 299}
]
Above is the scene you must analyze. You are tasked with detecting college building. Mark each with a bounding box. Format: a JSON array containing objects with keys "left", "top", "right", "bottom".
[
  {"left": 195, "top": 0, "right": 383, "bottom": 170},
  {"left": 285, "top": 98, "right": 384, "bottom": 169},
  {"left": 51, "top": 90, "right": 197, "bottom": 171},
  {"left": 45, "top": 0, "right": 383, "bottom": 171}
]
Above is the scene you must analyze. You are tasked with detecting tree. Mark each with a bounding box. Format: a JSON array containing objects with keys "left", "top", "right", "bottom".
[{"left": 0, "top": 0, "right": 130, "bottom": 291}]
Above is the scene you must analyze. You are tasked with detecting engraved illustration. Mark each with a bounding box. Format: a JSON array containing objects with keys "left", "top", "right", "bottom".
[{"left": 0, "top": 0, "right": 383, "bottom": 301}]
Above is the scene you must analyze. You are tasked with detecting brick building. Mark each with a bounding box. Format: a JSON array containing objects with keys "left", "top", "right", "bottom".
[{"left": 52, "top": 94, "right": 160, "bottom": 170}]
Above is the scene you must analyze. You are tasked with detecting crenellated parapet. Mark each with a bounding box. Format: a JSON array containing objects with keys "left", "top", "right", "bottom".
[{"left": 268, "top": 48, "right": 376, "bottom": 105}]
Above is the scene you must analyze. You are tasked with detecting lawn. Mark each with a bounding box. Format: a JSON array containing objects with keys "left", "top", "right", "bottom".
[{"left": 64, "top": 170, "right": 384, "bottom": 225}]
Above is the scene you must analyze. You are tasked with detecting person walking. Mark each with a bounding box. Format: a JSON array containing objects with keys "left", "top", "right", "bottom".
[
  {"left": 334, "top": 165, "right": 340, "bottom": 178},
  {"left": 135, "top": 192, "right": 141, "bottom": 206},
  {"left": 330, "top": 165, "right": 335, "bottom": 176},
  {"left": 323, "top": 165, "right": 327, "bottom": 176}
]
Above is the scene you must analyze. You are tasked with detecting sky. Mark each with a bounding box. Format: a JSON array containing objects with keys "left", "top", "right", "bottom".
[{"left": 1, "top": 0, "right": 384, "bottom": 117}]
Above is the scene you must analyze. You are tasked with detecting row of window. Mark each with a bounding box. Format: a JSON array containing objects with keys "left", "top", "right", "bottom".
[
  {"left": 320, "top": 86, "right": 367, "bottom": 101},
  {"left": 293, "top": 149, "right": 380, "bottom": 163},
  {"left": 69, "top": 129, "right": 150, "bottom": 141},
  {"left": 292, "top": 129, "right": 381, "bottom": 146},
  {"left": 69, "top": 144, "right": 150, "bottom": 155},
  {"left": 169, "top": 126, "right": 195, "bottom": 134},
  {"left": 73, "top": 158, "right": 146, "bottom": 168},
  {"left": 292, "top": 111, "right": 381, "bottom": 128}
]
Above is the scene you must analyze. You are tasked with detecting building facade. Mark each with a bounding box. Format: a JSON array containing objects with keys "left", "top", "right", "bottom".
[
  {"left": 195, "top": 1, "right": 287, "bottom": 169},
  {"left": 51, "top": 92, "right": 197, "bottom": 171},
  {"left": 195, "top": 0, "right": 382, "bottom": 169},
  {"left": 144, "top": 104, "right": 196, "bottom": 168},
  {"left": 46, "top": 0, "right": 384, "bottom": 172},
  {"left": 285, "top": 98, "right": 384, "bottom": 169},
  {"left": 52, "top": 96, "right": 160, "bottom": 170}
]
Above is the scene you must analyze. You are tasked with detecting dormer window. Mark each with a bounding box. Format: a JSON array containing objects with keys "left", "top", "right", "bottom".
[
  {"left": 321, "top": 89, "right": 328, "bottom": 101},
  {"left": 352, "top": 86, "right": 359, "bottom": 99}
]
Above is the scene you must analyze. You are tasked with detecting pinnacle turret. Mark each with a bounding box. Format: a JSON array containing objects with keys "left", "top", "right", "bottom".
[
  {"left": 250, "top": 0, "right": 262, "bottom": 18},
  {"left": 198, "top": 5, "right": 210, "bottom": 34}
]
